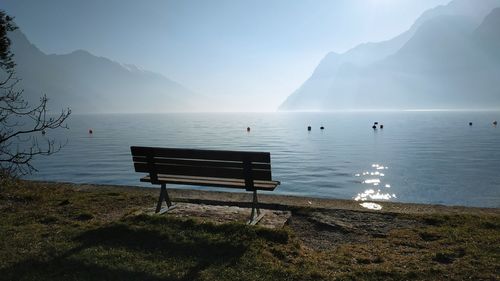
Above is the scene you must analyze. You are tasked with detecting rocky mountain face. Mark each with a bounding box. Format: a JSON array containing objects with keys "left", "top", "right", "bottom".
[{"left": 279, "top": 0, "right": 500, "bottom": 111}]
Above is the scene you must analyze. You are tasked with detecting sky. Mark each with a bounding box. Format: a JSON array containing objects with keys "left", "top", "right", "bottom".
[{"left": 2, "top": 0, "right": 452, "bottom": 111}]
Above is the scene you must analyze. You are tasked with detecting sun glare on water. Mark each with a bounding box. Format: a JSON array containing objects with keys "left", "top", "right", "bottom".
[{"left": 354, "top": 163, "right": 396, "bottom": 210}]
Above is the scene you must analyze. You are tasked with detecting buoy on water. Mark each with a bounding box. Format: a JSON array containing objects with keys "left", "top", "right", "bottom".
[
  {"left": 380, "top": 124, "right": 384, "bottom": 129},
  {"left": 469, "top": 122, "right": 473, "bottom": 126},
  {"left": 307, "top": 126, "right": 312, "bottom": 131},
  {"left": 374, "top": 122, "right": 379, "bottom": 125},
  {"left": 494, "top": 121, "right": 498, "bottom": 126},
  {"left": 247, "top": 127, "right": 251, "bottom": 132},
  {"left": 41, "top": 130, "right": 46, "bottom": 135},
  {"left": 320, "top": 126, "right": 325, "bottom": 130},
  {"left": 89, "top": 129, "right": 93, "bottom": 134},
  {"left": 372, "top": 125, "right": 377, "bottom": 129}
]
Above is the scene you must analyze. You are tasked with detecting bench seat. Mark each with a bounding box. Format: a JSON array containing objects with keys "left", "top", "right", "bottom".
[{"left": 140, "top": 175, "right": 279, "bottom": 191}]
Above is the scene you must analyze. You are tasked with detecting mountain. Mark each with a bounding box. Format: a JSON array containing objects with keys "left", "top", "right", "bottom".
[
  {"left": 476, "top": 7, "right": 500, "bottom": 56},
  {"left": 5, "top": 30, "right": 205, "bottom": 113},
  {"left": 279, "top": 0, "right": 500, "bottom": 111}
]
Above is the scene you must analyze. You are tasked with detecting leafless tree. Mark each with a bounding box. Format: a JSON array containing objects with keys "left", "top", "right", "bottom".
[{"left": 1, "top": 10, "right": 71, "bottom": 178}]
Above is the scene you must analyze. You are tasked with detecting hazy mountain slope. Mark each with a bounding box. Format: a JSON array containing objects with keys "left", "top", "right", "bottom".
[
  {"left": 321, "top": 15, "right": 498, "bottom": 109},
  {"left": 280, "top": 0, "right": 500, "bottom": 111},
  {"left": 6, "top": 30, "right": 204, "bottom": 113},
  {"left": 362, "top": 11, "right": 500, "bottom": 109},
  {"left": 476, "top": 7, "right": 500, "bottom": 59}
]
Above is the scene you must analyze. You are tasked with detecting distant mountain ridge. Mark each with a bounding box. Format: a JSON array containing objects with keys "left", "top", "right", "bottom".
[
  {"left": 279, "top": 0, "right": 500, "bottom": 111},
  {"left": 6, "top": 30, "right": 205, "bottom": 113}
]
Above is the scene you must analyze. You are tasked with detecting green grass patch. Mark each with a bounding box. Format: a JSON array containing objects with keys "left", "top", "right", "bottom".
[{"left": 0, "top": 179, "right": 499, "bottom": 280}]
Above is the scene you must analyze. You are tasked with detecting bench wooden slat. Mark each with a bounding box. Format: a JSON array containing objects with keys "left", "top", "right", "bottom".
[
  {"left": 131, "top": 146, "right": 271, "bottom": 163},
  {"left": 133, "top": 162, "right": 272, "bottom": 180},
  {"left": 132, "top": 156, "right": 271, "bottom": 170},
  {"left": 140, "top": 175, "right": 279, "bottom": 191}
]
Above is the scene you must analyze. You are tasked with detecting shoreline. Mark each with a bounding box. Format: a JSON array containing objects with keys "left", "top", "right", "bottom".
[{"left": 35, "top": 180, "right": 499, "bottom": 216}]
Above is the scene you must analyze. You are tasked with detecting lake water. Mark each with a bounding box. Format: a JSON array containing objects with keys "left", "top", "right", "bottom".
[{"left": 25, "top": 112, "right": 500, "bottom": 208}]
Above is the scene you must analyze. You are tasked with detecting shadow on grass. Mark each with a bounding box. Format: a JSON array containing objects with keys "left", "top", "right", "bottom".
[
  {"left": 0, "top": 215, "right": 287, "bottom": 281},
  {"left": 0, "top": 259, "right": 167, "bottom": 281}
]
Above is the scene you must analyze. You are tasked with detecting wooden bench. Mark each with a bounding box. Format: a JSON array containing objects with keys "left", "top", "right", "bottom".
[{"left": 130, "top": 146, "right": 280, "bottom": 224}]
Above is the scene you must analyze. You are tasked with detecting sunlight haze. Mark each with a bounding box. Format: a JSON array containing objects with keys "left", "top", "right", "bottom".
[{"left": 3, "top": 0, "right": 454, "bottom": 111}]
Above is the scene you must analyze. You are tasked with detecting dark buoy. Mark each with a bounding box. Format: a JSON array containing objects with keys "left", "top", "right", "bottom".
[
  {"left": 494, "top": 121, "right": 498, "bottom": 126},
  {"left": 380, "top": 124, "right": 384, "bottom": 129},
  {"left": 41, "top": 130, "right": 46, "bottom": 135},
  {"left": 320, "top": 126, "right": 325, "bottom": 130},
  {"left": 374, "top": 122, "right": 379, "bottom": 125},
  {"left": 372, "top": 125, "right": 377, "bottom": 129},
  {"left": 246, "top": 127, "right": 250, "bottom": 132},
  {"left": 89, "top": 129, "right": 93, "bottom": 134},
  {"left": 307, "top": 126, "right": 311, "bottom": 131},
  {"left": 469, "top": 122, "right": 473, "bottom": 126}
]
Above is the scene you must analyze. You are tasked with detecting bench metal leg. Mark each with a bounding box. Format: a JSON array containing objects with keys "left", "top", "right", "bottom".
[
  {"left": 155, "top": 183, "right": 177, "bottom": 214},
  {"left": 247, "top": 189, "right": 265, "bottom": 225}
]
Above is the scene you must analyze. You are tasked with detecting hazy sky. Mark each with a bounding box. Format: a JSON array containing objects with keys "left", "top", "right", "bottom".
[{"left": 3, "top": 0, "right": 451, "bottom": 111}]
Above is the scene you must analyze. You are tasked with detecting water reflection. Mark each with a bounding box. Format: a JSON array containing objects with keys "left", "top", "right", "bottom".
[
  {"left": 354, "top": 163, "right": 396, "bottom": 210},
  {"left": 355, "top": 189, "right": 396, "bottom": 201},
  {"left": 363, "top": 179, "right": 381, "bottom": 185},
  {"left": 359, "top": 202, "right": 383, "bottom": 210}
]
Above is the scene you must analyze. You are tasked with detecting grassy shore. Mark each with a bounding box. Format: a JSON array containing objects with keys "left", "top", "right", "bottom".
[{"left": 0, "top": 179, "right": 499, "bottom": 281}]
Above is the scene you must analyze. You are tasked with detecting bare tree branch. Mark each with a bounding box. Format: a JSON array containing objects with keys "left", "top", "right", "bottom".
[{"left": 1, "top": 10, "right": 71, "bottom": 178}]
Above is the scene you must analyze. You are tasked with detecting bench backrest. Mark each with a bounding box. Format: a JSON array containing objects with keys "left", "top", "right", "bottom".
[{"left": 131, "top": 146, "right": 273, "bottom": 188}]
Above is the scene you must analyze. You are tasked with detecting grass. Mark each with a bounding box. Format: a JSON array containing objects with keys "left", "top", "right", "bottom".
[
  {"left": 313, "top": 214, "right": 500, "bottom": 280},
  {"left": 0, "top": 179, "right": 499, "bottom": 281}
]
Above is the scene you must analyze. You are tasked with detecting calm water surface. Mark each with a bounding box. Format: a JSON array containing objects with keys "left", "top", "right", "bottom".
[{"left": 26, "top": 112, "right": 500, "bottom": 208}]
